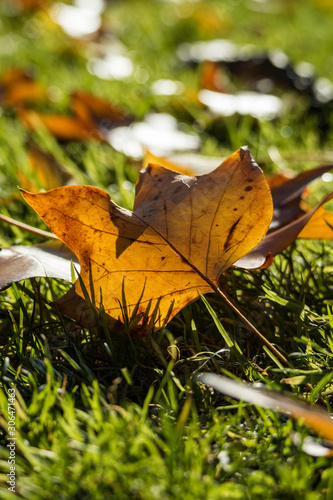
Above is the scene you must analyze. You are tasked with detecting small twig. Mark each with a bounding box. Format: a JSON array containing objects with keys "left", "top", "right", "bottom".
[
  {"left": 0, "top": 213, "right": 58, "bottom": 240},
  {"left": 214, "top": 285, "right": 290, "bottom": 367}
]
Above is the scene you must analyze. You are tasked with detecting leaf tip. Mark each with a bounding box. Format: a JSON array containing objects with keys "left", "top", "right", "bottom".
[
  {"left": 238, "top": 145, "right": 265, "bottom": 176},
  {"left": 239, "top": 145, "right": 250, "bottom": 158},
  {"left": 19, "top": 187, "right": 39, "bottom": 208},
  {"left": 19, "top": 187, "right": 32, "bottom": 198}
]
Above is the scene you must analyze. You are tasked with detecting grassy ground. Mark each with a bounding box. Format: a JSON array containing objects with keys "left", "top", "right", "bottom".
[{"left": 1, "top": 0, "right": 333, "bottom": 498}]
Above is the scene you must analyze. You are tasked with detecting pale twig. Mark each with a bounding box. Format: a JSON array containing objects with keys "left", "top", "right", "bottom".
[{"left": 0, "top": 213, "right": 58, "bottom": 240}]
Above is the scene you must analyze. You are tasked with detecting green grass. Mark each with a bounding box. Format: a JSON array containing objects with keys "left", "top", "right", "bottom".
[{"left": 1, "top": 0, "right": 333, "bottom": 498}]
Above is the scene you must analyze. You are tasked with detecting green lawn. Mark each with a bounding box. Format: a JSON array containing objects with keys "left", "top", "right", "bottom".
[{"left": 1, "top": 0, "right": 333, "bottom": 498}]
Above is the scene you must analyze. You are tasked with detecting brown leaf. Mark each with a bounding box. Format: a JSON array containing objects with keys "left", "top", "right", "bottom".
[
  {"left": 1, "top": 68, "right": 31, "bottom": 88},
  {"left": 18, "top": 109, "right": 103, "bottom": 142},
  {"left": 0, "top": 68, "right": 47, "bottom": 108},
  {"left": 18, "top": 142, "right": 74, "bottom": 191},
  {"left": 200, "top": 61, "right": 229, "bottom": 93},
  {"left": 20, "top": 147, "right": 272, "bottom": 336},
  {"left": 269, "top": 162, "right": 333, "bottom": 232},
  {"left": 134, "top": 148, "right": 272, "bottom": 281},
  {"left": 0, "top": 240, "right": 79, "bottom": 291},
  {"left": 141, "top": 155, "right": 333, "bottom": 271},
  {"left": 71, "top": 91, "right": 133, "bottom": 132},
  {"left": 235, "top": 163, "right": 333, "bottom": 269},
  {"left": 235, "top": 192, "right": 333, "bottom": 269},
  {"left": 17, "top": 91, "right": 132, "bottom": 142}
]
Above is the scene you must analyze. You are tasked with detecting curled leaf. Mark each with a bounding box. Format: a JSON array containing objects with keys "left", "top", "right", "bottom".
[
  {"left": 298, "top": 207, "right": 333, "bottom": 239},
  {"left": 0, "top": 241, "right": 79, "bottom": 291},
  {"left": 18, "top": 142, "right": 74, "bottom": 191},
  {"left": 269, "top": 163, "right": 333, "bottom": 232},
  {"left": 235, "top": 192, "right": 333, "bottom": 269},
  {"left": 236, "top": 163, "right": 333, "bottom": 269}
]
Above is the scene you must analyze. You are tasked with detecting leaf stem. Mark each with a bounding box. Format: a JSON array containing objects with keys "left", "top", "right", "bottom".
[{"left": 214, "top": 285, "right": 290, "bottom": 367}]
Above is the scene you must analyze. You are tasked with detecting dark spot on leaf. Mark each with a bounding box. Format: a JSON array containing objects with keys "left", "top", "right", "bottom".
[
  {"left": 233, "top": 208, "right": 238, "bottom": 211},
  {"left": 215, "top": 224, "right": 219, "bottom": 227},
  {"left": 245, "top": 186, "right": 253, "bottom": 191},
  {"left": 161, "top": 256, "right": 165, "bottom": 261},
  {"left": 224, "top": 218, "right": 241, "bottom": 251},
  {"left": 146, "top": 165, "right": 152, "bottom": 174},
  {"left": 246, "top": 178, "right": 254, "bottom": 182},
  {"left": 153, "top": 195, "right": 159, "bottom": 201},
  {"left": 240, "top": 195, "right": 245, "bottom": 200}
]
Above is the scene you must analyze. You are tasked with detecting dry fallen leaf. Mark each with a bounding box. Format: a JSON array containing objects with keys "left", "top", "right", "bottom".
[
  {"left": 181, "top": 39, "right": 317, "bottom": 98},
  {"left": 0, "top": 68, "right": 47, "bottom": 108},
  {"left": 236, "top": 163, "right": 333, "bottom": 269},
  {"left": 298, "top": 206, "right": 333, "bottom": 239},
  {"left": 18, "top": 109, "right": 103, "bottom": 142},
  {"left": 198, "top": 373, "right": 333, "bottom": 456},
  {"left": 200, "top": 61, "right": 229, "bottom": 94},
  {"left": 17, "top": 142, "right": 74, "bottom": 192},
  {"left": 0, "top": 241, "right": 79, "bottom": 291},
  {"left": 142, "top": 153, "right": 333, "bottom": 270},
  {"left": 269, "top": 162, "right": 333, "bottom": 232},
  {"left": 17, "top": 91, "right": 133, "bottom": 142},
  {"left": 71, "top": 91, "right": 133, "bottom": 132},
  {"left": 20, "top": 147, "right": 273, "bottom": 337}
]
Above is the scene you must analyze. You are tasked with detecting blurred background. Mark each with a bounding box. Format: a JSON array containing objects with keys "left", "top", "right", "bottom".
[{"left": 1, "top": 0, "right": 333, "bottom": 214}]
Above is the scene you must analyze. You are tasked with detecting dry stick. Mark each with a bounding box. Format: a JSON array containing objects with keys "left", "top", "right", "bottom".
[
  {"left": 0, "top": 214, "right": 58, "bottom": 240},
  {"left": 214, "top": 285, "right": 290, "bottom": 367}
]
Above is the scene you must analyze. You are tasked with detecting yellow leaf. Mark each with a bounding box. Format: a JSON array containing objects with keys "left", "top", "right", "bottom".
[
  {"left": 135, "top": 148, "right": 272, "bottom": 283},
  {"left": 298, "top": 206, "right": 333, "bottom": 239},
  {"left": 18, "top": 142, "right": 73, "bottom": 192},
  {"left": 20, "top": 147, "right": 272, "bottom": 336}
]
